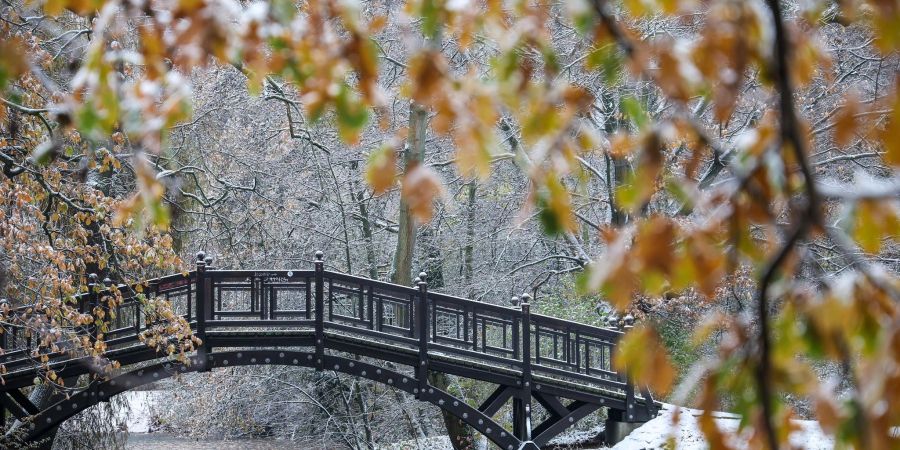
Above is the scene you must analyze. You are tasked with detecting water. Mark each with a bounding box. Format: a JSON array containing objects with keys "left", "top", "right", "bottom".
[
  {"left": 113, "top": 392, "right": 286, "bottom": 449},
  {"left": 124, "top": 434, "right": 288, "bottom": 449}
]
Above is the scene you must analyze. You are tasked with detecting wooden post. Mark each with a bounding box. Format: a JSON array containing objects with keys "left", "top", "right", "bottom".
[
  {"left": 622, "top": 314, "right": 638, "bottom": 421},
  {"left": 416, "top": 272, "right": 429, "bottom": 398},
  {"left": 516, "top": 293, "right": 533, "bottom": 441},
  {"left": 314, "top": 251, "right": 325, "bottom": 372},
  {"left": 87, "top": 273, "right": 98, "bottom": 343},
  {"left": 195, "top": 251, "right": 209, "bottom": 371}
]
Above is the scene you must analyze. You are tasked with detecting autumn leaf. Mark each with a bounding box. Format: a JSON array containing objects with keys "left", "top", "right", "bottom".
[
  {"left": 365, "top": 144, "right": 398, "bottom": 195},
  {"left": 882, "top": 88, "right": 900, "bottom": 167},
  {"left": 851, "top": 199, "right": 900, "bottom": 254},
  {"left": 0, "top": 35, "right": 27, "bottom": 90},
  {"left": 616, "top": 131, "right": 663, "bottom": 212},
  {"left": 335, "top": 84, "right": 370, "bottom": 144},
  {"left": 401, "top": 163, "right": 445, "bottom": 223},
  {"left": 614, "top": 325, "right": 677, "bottom": 396},
  {"left": 407, "top": 50, "right": 448, "bottom": 105},
  {"left": 833, "top": 92, "right": 861, "bottom": 147},
  {"left": 534, "top": 172, "right": 577, "bottom": 236}
]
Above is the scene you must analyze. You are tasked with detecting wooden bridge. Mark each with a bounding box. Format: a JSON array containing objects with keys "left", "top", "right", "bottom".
[{"left": 0, "top": 252, "right": 658, "bottom": 449}]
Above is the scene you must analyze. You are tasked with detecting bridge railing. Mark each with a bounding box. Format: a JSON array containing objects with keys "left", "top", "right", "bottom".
[
  {"left": 0, "top": 271, "right": 196, "bottom": 373},
  {"left": 203, "top": 270, "right": 315, "bottom": 327},
  {"left": 0, "top": 252, "right": 650, "bottom": 407}
]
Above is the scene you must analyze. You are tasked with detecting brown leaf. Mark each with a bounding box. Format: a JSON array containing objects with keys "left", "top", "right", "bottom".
[
  {"left": 401, "top": 164, "right": 445, "bottom": 223},
  {"left": 633, "top": 216, "right": 677, "bottom": 275},
  {"left": 365, "top": 144, "right": 398, "bottom": 195},
  {"left": 407, "top": 50, "right": 449, "bottom": 105}
]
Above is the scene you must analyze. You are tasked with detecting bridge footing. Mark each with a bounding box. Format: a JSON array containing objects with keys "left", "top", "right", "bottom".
[{"left": 603, "top": 419, "right": 645, "bottom": 446}]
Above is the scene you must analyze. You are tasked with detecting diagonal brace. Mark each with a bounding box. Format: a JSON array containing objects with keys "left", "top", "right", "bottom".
[
  {"left": 532, "top": 401, "right": 601, "bottom": 446},
  {"left": 478, "top": 385, "right": 514, "bottom": 417}
]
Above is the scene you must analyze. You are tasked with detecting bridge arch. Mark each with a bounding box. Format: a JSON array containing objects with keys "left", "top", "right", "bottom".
[{"left": 23, "top": 350, "right": 523, "bottom": 450}]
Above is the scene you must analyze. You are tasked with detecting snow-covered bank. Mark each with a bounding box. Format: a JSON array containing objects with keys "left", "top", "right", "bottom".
[{"left": 613, "top": 404, "right": 833, "bottom": 450}]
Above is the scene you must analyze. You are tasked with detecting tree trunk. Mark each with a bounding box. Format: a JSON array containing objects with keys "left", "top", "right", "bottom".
[
  {"left": 389, "top": 101, "right": 474, "bottom": 450},
  {"left": 429, "top": 372, "right": 475, "bottom": 450},
  {"left": 351, "top": 162, "right": 379, "bottom": 279},
  {"left": 390, "top": 102, "right": 426, "bottom": 286},
  {"left": 463, "top": 181, "right": 476, "bottom": 298}
]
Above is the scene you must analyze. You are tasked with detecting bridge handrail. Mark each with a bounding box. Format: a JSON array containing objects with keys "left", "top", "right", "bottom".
[{"left": 530, "top": 312, "right": 622, "bottom": 342}]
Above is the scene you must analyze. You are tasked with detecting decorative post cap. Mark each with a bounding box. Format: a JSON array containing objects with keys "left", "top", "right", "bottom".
[
  {"left": 607, "top": 314, "right": 619, "bottom": 328},
  {"left": 623, "top": 314, "right": 634, "bottom": 327},
  {"left": 196, "top": 251, "right": 206, "bottom": 262},
  {"left": 314, "top": 250, "right": 324, "bottom": 261},
  {"left": 418, "top": 271, "right": 427, "bottom": 282},
  {"left": 103, "top": 277, "right": 112, "bottom": 286},
  {"left": 88, "top": 273, "right": 98, "bottom": 283},
  {"left": 204, "top": 256, "right": 213, "bottom": 266},
  {"left": 510, "top": 296, "right": 520, "bottom": 307},
  {"left": 520, "top": 293, "right": 532, "bottom": 304},
  {"left": 413, "top": 276, "right": 421, "bottom": 285}
]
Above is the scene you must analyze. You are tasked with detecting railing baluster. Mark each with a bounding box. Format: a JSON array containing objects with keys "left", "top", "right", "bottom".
[
  {"left": 464, "top": 305, "right": 470, "bottom": 346},
  {"left": 575, "top": 330, "right": 581, "bottom": 372},
  {"left": 472, "top": 307, "right": 478, "bottom": 352},
  {"left": 367, "top": 286, "right": 374, "bottom": 330},
  {"left": 86, "top": 274, "right": 98, "bottom": 349},
  {"left": 270, "top": 285, "right": 277, "bottom": 320},
  {"left": 314, "top": 251, "right": 325, "bottom": 372},
  {"left": 416, "top": 272, "right": 429, "bottom": 398}
]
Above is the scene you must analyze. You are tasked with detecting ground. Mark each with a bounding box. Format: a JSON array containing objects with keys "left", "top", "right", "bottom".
[{"left": 611, "top": 404, "right": 833, "bottom": 450}]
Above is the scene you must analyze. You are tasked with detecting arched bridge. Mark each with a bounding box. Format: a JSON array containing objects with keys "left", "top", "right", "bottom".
[{"left": 0, "top": 252, "right": 658, "bottom": 449}]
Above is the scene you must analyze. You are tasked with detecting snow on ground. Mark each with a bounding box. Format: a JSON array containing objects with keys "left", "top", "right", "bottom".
[
  {"left": 549, "top": 423, "right": 605, "bottom": 447},
  {"left": 376, "top": 435, "right": 453, "bottom": 449},
  {"left": 613, "top": 404, "right": 833, "bottom": 450}
]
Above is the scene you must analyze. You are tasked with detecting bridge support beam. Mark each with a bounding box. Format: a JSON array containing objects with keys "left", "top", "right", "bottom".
[{"left": 604, "top": 411, "right": 646, "bottom": 446}]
